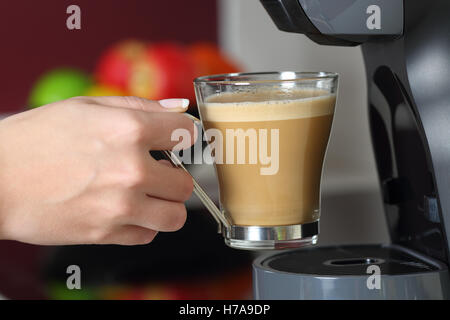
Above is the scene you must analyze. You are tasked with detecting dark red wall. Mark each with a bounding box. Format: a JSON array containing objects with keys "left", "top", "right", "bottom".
[{"left": 0, "top": 0, "right": 217, "bottom": 112}]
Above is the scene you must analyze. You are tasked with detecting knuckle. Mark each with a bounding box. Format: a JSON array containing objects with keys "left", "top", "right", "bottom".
[
  {"left": 122, "top": 160, "right": 148, "bottom": 189},
  {"left": 122, "top": 96, "right": 148, "bottom": 110},
  {"left": 61, "top": 98, "right": 96, "bottom": 116},
  {"left": 67, "top": 96, "right": 89, "bottom": 103},
  {"left": 135, "top": 230, "right": 158, "bottom": 245},
  {"left": 88, "top": 227, "right": 110, "bottom": 244},
  {"left": 122, "top": 113, "right": 146, "bottom": 144},
  {"left": 164, "top": 203, "right": 187, "bottom": 231},
  {"left": 115, "top": 230, "right": 157, "bottom": 246},
  {"left": 112, "top": 196, "right": 135, "bottom": 219},
  {"left": 61, "top": 97, "right": 84, "bottom": 110},
  {"left": 91, "top": 227, "right": 158, "bottom": 246},
  {"left": 66, "top": 96, "right": 96, "bottom": 108}
]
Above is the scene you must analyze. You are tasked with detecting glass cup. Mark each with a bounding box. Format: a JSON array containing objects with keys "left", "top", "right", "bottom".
[{"left": 165, "top": 71, "right": 338, "bottom": 250}]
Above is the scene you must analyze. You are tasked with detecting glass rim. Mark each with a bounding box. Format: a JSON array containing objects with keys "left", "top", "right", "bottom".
[{"left": 193, "top": 71, "right": 339, "bottom": 85}]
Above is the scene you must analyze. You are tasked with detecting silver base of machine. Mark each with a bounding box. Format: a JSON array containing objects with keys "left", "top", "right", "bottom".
[
  {"left": 222, "top": 221, "right": 319, "bottom": 250},
  {"left": 253, "top": 244, "right": 450, "bottom": 299}
]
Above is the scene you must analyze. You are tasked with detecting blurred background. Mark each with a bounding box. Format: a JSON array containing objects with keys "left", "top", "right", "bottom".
[{"left": 0, "top": 0, "right": 390, "bottom": 299}]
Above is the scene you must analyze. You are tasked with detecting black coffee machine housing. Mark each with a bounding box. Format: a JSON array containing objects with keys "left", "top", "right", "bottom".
[{"left": 253, "top": 0, "right": 450, "bottom": 299}]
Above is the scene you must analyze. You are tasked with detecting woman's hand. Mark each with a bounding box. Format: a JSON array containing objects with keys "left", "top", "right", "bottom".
[{"left": 0, "top": 96, "right": 195, "bottom": 245}]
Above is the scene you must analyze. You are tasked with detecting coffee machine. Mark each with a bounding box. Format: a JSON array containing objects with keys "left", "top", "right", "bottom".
[{"left": 253, "top": 0, "right": 450, "bottom": 299}]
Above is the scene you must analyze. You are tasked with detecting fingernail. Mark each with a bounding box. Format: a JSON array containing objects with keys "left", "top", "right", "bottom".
[{"left": 159, "top": 98, "right": 190, "bottom": 110}]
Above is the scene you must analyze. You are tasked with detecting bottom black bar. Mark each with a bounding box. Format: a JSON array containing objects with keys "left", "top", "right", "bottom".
[{"left": 2, "top": 300, "right": 450, "bottom": 318}]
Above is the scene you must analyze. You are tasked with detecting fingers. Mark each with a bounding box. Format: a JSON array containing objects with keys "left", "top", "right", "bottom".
[
  {"left": 99, "top": 225, "right": 158, "bottom": 246},
  {"left": 144, "top": 159, "right": 194, "bottom": 202},
  {"left": 83, "top": 96, "right": 189, "bottom": 113},
  {"left": 98, "top": 196, "right": 186, "bottom": 244},
  {"left": 73, "top": 96, "right": 197, "bottom": 151},
  {"left": 128, "top": 196, "right": 188, "bottom": 232},
  {"left": 94, "top": 185, "right": 189, "bottom": 245},
  {"left": 137, "top": 111, "right": 198, "bottom": 150}
]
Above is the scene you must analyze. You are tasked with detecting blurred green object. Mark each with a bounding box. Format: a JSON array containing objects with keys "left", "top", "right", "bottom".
[
  {"left": 28, "top": 68, "right": 92, "bottom": 108},
  {"left": 47, "top": 281, "right": 97, "bottom": 300}
]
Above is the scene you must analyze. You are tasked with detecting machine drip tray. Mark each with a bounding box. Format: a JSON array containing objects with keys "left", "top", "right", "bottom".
[
  {"left": 263, "top": 244, "right": 439, "bottom": 276},
  {"left": 253, "top": 244, "right": 450, "bottom": 299}
]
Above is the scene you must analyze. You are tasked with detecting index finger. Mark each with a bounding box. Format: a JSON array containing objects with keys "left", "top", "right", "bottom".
[
  {"left": 82, "top": 96, "right": 190, "bottom": 113},
  {"left": 140, "top": 112, "right": 198, "bottom": 150}
]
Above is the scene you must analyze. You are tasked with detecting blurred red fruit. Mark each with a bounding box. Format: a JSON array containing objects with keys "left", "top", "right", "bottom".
[
  {"left": 95, "top": 40, "right": 240, "bottom": 106},
  {"left": 95, "top": 40, "right": 146, "bottom": 92},
  {"left": 129, "top": 43, "right": 196, "bottom": 101},
  {"left": 188, "top": 42, "right": 240, "bottom": 77}
]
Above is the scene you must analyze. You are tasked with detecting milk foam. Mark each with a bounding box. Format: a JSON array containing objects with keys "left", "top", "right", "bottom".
[{"left": 201, "top": 90, "right": 336, "bottom": 122}]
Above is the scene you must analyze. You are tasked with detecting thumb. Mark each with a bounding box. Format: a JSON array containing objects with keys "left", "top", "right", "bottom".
[{"left": 85, "top": 96, "right": 190, "bottom": 113}]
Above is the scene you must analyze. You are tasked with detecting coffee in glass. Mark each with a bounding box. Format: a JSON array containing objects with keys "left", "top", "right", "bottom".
[{"left": 192, "top": 72, "right": 338, "bottom": 249}]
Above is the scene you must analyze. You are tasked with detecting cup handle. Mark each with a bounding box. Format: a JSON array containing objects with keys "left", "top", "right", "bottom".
[{"left": 161, "top": 114, "right": 230, "bottom": 233}]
